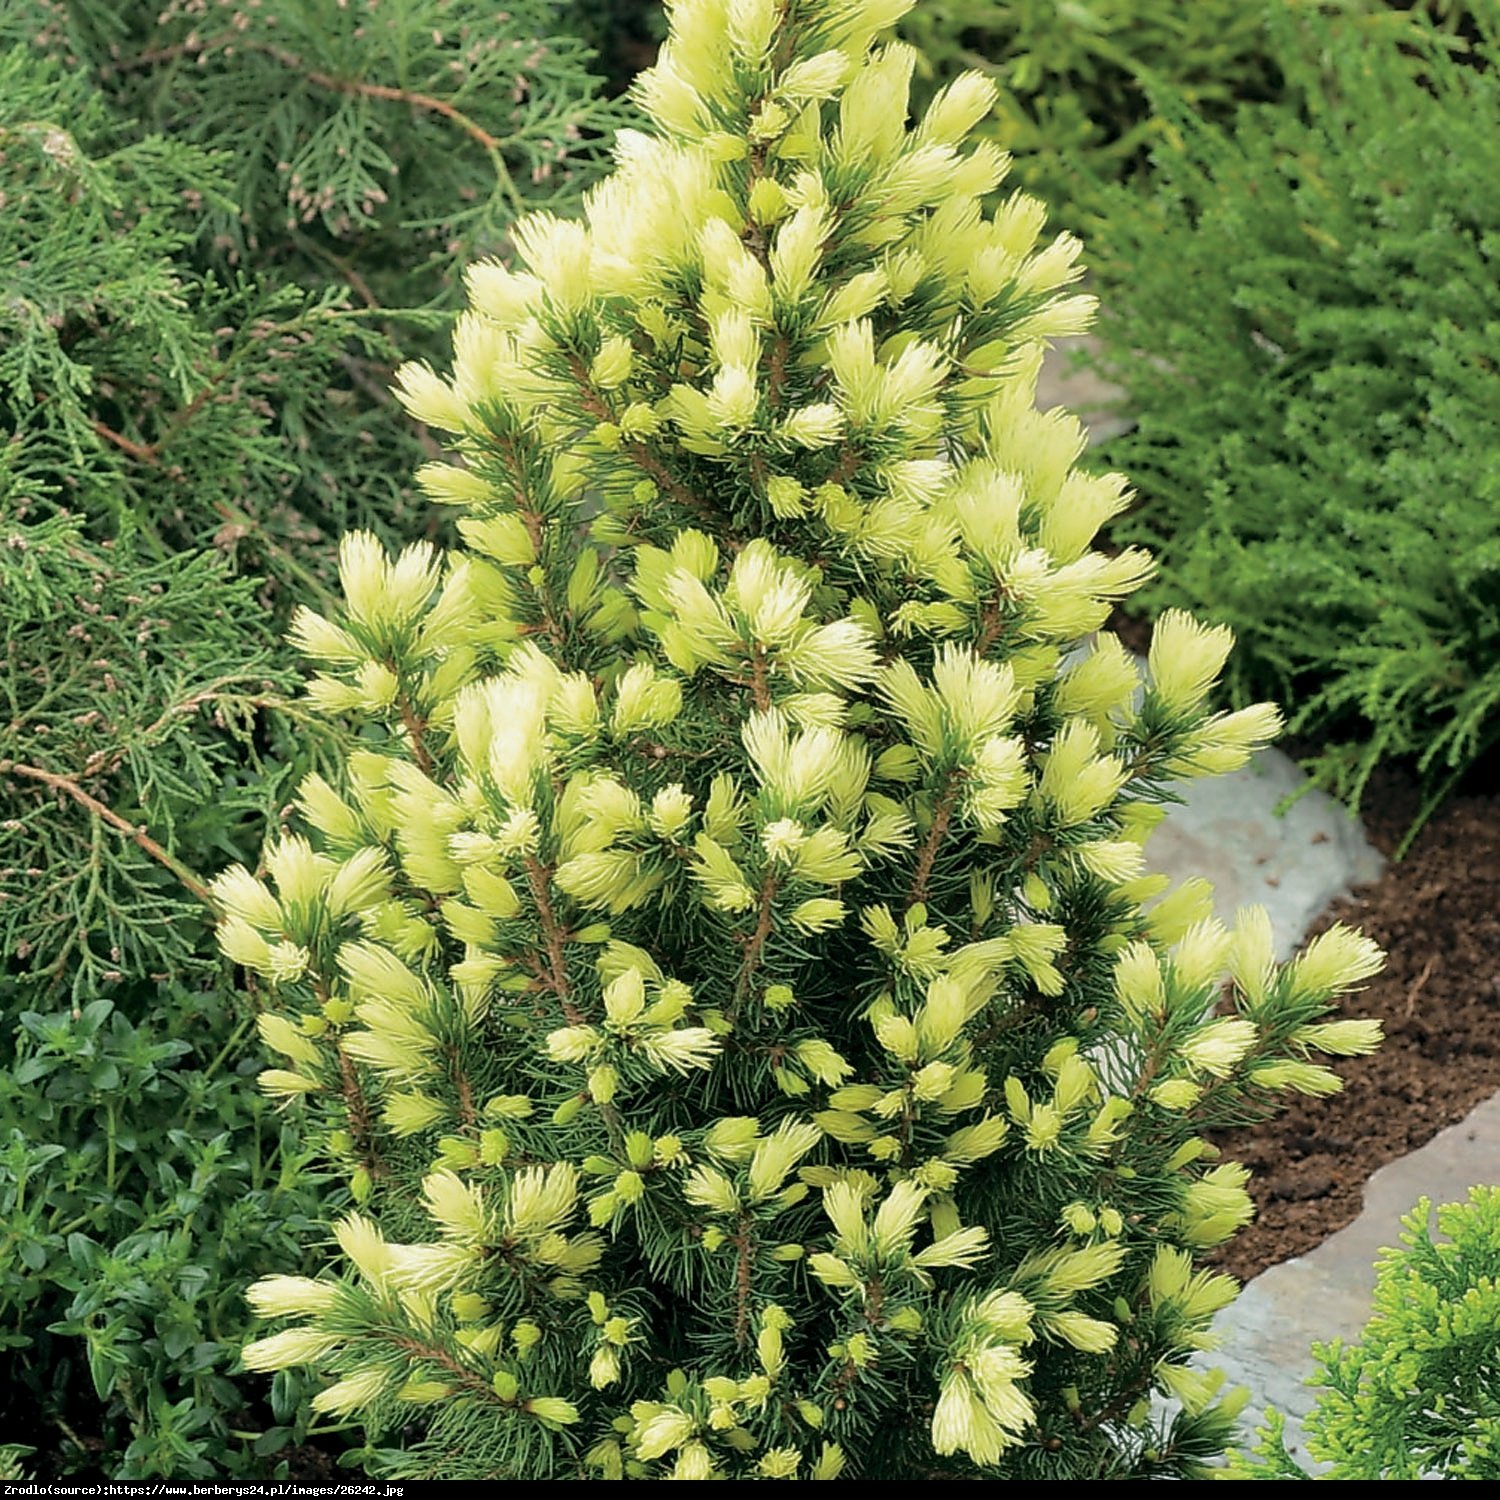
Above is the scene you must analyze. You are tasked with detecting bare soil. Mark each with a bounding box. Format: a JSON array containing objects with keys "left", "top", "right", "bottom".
[{"left": 1209, "top": 764, "right": 1500, "bottom": 1282}]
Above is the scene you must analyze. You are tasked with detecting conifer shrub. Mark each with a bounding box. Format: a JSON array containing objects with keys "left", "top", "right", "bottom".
[
  {"left": 16, "top": 0, "right": 626, "bottom": 321},
  {"left": 0, "top": 38, "right": 391, "bottom": 1005},
  {"left": 0, "top": 7, "right": 622, "bottom": 998},
  {"left": 217, "top": 0, "right": 1385, "bottom": 1480},
  {"left": 0, "top": 52, "right": 340, "bottom": 1464},
  {"left": 1231, "top": 1185, "right": 1500, "bottom": 1480},
  {"left": 2, "top": 7, "right": 614, "bottom": 1472},
  {"left": 1088, "top": 3, "right": 1500, "bottom": 817},
  {"left": 897, "top": 0, "right": 1296, "bottom": 232},
  {"left": 0, "top": 508, "right": 288, "bottom": 1003}
]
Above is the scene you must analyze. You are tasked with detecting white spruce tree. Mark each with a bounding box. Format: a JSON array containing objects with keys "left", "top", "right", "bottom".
[{"left": 215, "top": 0, "right": 1384, "bottom": 1479}]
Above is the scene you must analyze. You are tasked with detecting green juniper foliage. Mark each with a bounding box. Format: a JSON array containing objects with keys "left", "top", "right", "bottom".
[
  {"left": 2, "top": 5, "right": 616, "bottom": 1476},
  {"left": 15, "top": 0, "right": 629, "bottom": 322},
  {"left": 0, "top": 6, "right": 622, "bottom": 997},
  {"left": 0, "top": 30, "right": 429, "bottom": 586},
  {"left": 1088, "top": 2, "right": 1500, "bottom": 818},
  {"left": 0, "top": 508, "right": 289, "bottom": 1005},
  {"left": 0, "top": 47, "right": 344, "bottom": 1472},
  {"left": 0, "top": 44, "right": 342, "bottom": 1002},
  {"left": 2, "top": 0, "right": 628, "bottom": 605},
  {"left": 219, "top": 0, "right": 1387, "bottom": 1480},
  {"left": 1230, "top": 1185, "right": 1500, "bottom": 1480}
]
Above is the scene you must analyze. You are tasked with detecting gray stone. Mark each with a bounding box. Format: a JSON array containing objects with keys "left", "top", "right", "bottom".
[
  {"left": 1145, "top": 749, "right": 1385, "bottom": 959},
  {"left": 1204, "top": 1091, "right": 1500, "bottom": 1466},
  {"left": 1037, "top": 335, "right": 1133, "bottom": 446},
  {"left": 1044, "top": 339, "right": 1387, "bottom": 956}
]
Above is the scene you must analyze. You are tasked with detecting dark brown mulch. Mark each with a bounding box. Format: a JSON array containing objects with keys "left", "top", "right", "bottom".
[{"left": 1208, "top": 762, "right": 1500, "bottom": 1283}]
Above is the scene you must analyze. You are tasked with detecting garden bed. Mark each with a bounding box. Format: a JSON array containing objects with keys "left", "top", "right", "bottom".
[{"left": 1210, "top": 763, "right": 1500, "bottom": 1284}]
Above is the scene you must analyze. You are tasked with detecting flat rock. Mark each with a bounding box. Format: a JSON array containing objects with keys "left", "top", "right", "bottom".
[
  {"left": 1046, "top": 339, "right": 1386, "bottom": 955},
  {"left": 1204, "top": 1091, "right": 1500, "bottom": 1467},
  {"left": 1145, "top": 749, "right": 1385, "bottom": 959},
  {"left": 1038, "top": 335, "right": 1133, "bottom": 446}
]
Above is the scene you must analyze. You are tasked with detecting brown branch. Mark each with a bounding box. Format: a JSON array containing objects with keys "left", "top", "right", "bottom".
[
  {"left": 287, "top": 53, "right": 502, "bottom": 153},
  {"left": 103, "top": 39, "right": 503, "bottom": 155},
  {"left": 1403, "top": 955, "right": 1435, "bottom": 1019},
  {"left": 734, "top": 875, "right": 780, "bottom": 1007},
  {"left": 497, "top": 433, "right": 547, "bottom": 557},
  {"left": 449, "top": 1045, "right": 478, "bottom": 1131},
  {"left": 91, "top": 419, "right": 159, "bottom": 464},
  {"left": 389, "top": 1334, "right": 516, "bottom": 1408},
  {"left": 766, "top": 333, "right": 790, "bottom": 408},
  {"left": 337, "top": 1044, "right": 381, "bottom": 1177},
  {"left": 395, "top": 688, "right": 435, "bottom": 776},
  {"left": 524, "top": 857, "right": 583, "bottom": 1025},
  {"left": 294, "top": 235, "right": 381, "bottom": 310},
  {"left": 749, "top": 649, "right": 771, "bottom": 712},
  {"left": 629, "top": 437, "right": 726, "bottom": 528},
  {"left": 1071, "top": 1358, "right": 1158, "bottom": 1437},
  {"left": 494, "top": 432, "right": 564, "bottom": 645},
  {"left": 79, "top": 679, "right": 275, "bottom": 781},
  {"left": 3, "top": 760, "right": 215, "bottom": 906},
  {"left": 970, "top": 995, "right": 1043, "bottom": 1050},
  {"left": 975, "top": 598, "right": 1009, "bottom": 656},
  {"left": 93, "top": 351, "right": 239, "bottom": 464},
  {"left": 733, "top": 1217, "right": 754, "bottom": 1349},
  {"left": 310, "top": 972, "right": 381, "bottom": 1178},
  {"left": 907, "top": 776, "right": 962, "bottom": 909},
  {"left": 828, "top": 443, "right": 863, "bottom": 486},
  {"left": 1128, "top": 1032, "right": 1172, "bottom": 1106}
]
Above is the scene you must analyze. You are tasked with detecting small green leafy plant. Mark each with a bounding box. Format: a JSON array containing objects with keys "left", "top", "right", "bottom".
[
  {"left": 1090, "top": 2, "right": 1500, "bottom": 819},
  {"left": 0, "top": 983, "right": 330, "bottom": 1477},
  {"left": 1230, "top": 1185, "right": 1500, "bottom": 1480},
  {"left": 216, "top": 0, "right": 1384, "bottom": 1480}
]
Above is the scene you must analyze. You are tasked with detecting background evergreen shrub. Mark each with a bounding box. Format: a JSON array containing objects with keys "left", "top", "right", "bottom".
[
  {"left": 1, "top": 2, "right": 618, "bottom": 1473},
  {"left": 897, "top": 0, "right": 1298, "bottom": 233},
  {"left": 1089, "top": 2, "right": 1500, "bottom": 819}
]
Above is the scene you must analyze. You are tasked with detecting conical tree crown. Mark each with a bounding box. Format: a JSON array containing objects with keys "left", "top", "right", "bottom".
[{"left": 218, "top": 0, "right": 1382, "bottom": 1480}]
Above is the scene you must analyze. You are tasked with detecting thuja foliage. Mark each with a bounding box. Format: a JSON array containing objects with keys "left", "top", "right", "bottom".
[
  {"left": 0, "top": 42, "right": 341, "bottom": 1001},
  {"left": 1, "top": 4, "right": 624, "bottom": 996},
  {"left": 0, "top": 0, "right": 627, "bottom": 968},
  {"left": 221, "top": 0, "right": 1385, "bottom": 1480},
  {"left": 0, "top": 40, "right": 416, "bottom": 579},
  {"left": 0, "top": 509, "right": 289, "bottom": 1003},
  {"left": 1089, "top": 3, "right": 1500, "bottom": 816},
  {"left": 0, "top": 60, "right": 362, "bottom": 1475},
  {"left": 0, "top": 31, "right": 376, "bottom": 1005},
  {"left": 1, "top": 4, "right": 615, "bottom": 1475},
  {"left": 15, "top": 0, "right": 628, "bottom": 325},
  {"left": 1231, "top": 1186, "right": 1500, "bottom": 1480}
]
